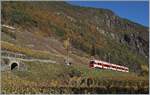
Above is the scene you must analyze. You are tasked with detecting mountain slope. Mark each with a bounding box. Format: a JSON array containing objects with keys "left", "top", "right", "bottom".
[{"left": 1, "top": 1, "right": 149, "bottom": 75}]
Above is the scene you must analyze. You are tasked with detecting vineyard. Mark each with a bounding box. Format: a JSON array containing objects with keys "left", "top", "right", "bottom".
[{"left": 1, "top": 61, "right": 149, "bottom": 94}]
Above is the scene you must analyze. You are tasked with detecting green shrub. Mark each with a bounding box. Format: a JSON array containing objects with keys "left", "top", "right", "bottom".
[
  {"left": 11, "top": 10, "right": 33, "bottom": 25},
  {"left": 48, "top": 22, "right": 65, "bottom": 37},
  {"left": 68, "top": 67, "right": 81, "bottom": 78}
]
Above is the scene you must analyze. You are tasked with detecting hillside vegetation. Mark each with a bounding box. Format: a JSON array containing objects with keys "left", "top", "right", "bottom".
[
  {"left": 2, "top": 1, "right": 148, "bottom": 74},
  {"left": 1, "top": 1, "right": 149, "bottom": 94}
]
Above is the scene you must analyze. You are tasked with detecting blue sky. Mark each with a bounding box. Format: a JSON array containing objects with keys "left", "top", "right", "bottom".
[{"left": 67, "top": 1, "right": 149, "bottom": 27}]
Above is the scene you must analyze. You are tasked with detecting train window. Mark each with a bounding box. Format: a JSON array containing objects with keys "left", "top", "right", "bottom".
[
  {"left": 121, "top": 67, "right": 127, "bottom": 71},
  {"left": 104, "top": 64, "right": 110, "bottom": 67},
  {"left": 103, "top": 64, "right": 105, "bottom": 66},
  {"left": 119, "top": 67, "right": 124, "bottom": 70},
  {"left": 89, "top": 61, "right": 94, "bottom": 68},
  {"left": 111, "top": 66, "right": 115, "bottom": 68},
  {"left": 90, "top": 61, "right": 94, "bottom": 64},
  {"left": 117, "top": 67, "right": 120, "bottom": 69}
]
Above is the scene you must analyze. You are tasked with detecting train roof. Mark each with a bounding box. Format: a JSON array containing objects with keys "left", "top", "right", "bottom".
[{"left": 90, "top": 59, "right": 128, "bottom": 69}]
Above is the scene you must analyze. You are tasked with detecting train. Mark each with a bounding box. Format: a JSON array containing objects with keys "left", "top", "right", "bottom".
[{"left": 89, "top": 59, "right": 129, "bottom": 72}]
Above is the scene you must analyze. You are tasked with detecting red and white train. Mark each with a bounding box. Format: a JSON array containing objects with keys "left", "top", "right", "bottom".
[{"left": 89, "top": 59, "right": 129, "bottom": 72}]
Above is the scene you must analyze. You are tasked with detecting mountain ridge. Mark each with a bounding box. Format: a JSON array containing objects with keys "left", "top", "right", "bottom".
[{"left": 67, "top": 2, "right": 149, "bottom": 28}]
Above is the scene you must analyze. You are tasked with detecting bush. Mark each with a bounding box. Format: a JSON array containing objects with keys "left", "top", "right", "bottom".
[
  {"left": 48, "top": 22, "right": 65, "bottom": 37},
  {"left": 11, "top": 10, "right": 33, "bottom": 25},
  {"left": 68, "top": 67, "right": 81, "bottom": 78}
]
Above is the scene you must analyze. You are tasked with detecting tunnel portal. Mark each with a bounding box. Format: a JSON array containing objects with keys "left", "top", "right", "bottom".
[{"left": 11, "top": 62, "right": 18, "bottom": 70}]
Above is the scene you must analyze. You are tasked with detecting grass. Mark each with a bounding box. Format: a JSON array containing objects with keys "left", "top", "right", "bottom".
[
  {"left": 1, "top": 41, "right": 63, "bottom": 60},
  {"left": 1, "top": 61, "right": 148, "bottom": 94},
  {"left": 3, "top": 61, "right": 148, "bottom": 82},
  {"left": 48, "top": 22, "right": 65, "bottom": 37}
]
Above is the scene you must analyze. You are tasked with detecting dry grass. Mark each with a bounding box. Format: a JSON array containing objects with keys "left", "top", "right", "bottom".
[{"left": 1, "top": 41, "right": 62, "bottom": 60}]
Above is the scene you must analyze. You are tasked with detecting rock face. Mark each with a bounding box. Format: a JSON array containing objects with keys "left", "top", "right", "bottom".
[
  {"left": 120, "top": 32, "right": 148, "bottom": 58},
  {"left": 1, "top": 1, "right": 149, "bottom": 74}
]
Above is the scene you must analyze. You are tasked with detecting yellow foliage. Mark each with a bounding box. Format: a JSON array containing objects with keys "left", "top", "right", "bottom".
[
  {"left": 50, "top": 80, "right": 59, "bottom": 87},
  {"left": 1, "top": 41, "right": 56, "bottom": 59},
  {"left": 141, "top": 64, "right": 149, "bottom": 72},
  {"left": 63, "top": 38, "right": 70, "bottom": 49}
]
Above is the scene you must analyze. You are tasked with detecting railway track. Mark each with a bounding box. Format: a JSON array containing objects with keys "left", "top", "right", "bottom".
[
  {"left": 1, "top": 56, "right": 56, "bottom": 63},
  {"left": 1, "top": 50, "right": 57, "bottom": 64}
]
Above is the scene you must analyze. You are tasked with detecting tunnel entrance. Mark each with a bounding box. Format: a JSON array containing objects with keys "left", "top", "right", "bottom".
[{"left": 11, "top": 63, "right": 18, "bottom": 70}]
